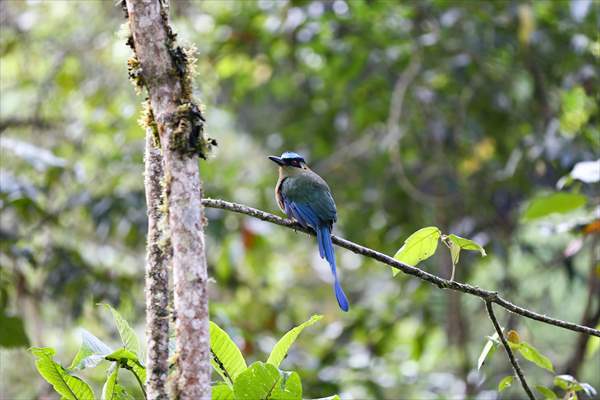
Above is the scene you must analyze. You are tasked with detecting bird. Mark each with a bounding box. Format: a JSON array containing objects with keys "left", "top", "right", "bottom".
[{"left": 268, "top": 151, "right": 349, "bottom": 311}]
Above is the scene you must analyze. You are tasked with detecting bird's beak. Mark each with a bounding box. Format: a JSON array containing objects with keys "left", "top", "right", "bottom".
[{"left": 268, "top": 156, "right": 285, "bottom": 166}]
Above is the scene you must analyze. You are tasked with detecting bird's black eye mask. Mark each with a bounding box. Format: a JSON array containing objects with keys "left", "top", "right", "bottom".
[{"left": 286, "top": 158, "right": 304, "bottom": 168}]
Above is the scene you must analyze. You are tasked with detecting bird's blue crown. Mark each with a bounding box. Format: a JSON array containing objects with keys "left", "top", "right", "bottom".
[{"left": 281, "top": 151, "right": 305, "bottom": 161}]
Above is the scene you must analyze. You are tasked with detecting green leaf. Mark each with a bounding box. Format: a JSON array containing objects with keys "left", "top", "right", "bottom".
[
  {"left": 522, "top": 193, "right": 587, "bottom": 221},
  {"left": 393, "top": 227, "right": 441, "bottom": 275},
  {"left": 0, "top": 312, "right": 30, "bottom": 348},
  {"left": 30, "top": 347, "right": 95, "bottom": 400},
  {"left": 212, "top": 383, "right": 235, "bottom": 400},
  {"left": 233, "top": 362, "right": 301, "bottom": 400},
  {"left": 477, "top": 332, "right": 500, "bottom": 370},
  {"left": 101, "top": 364, "right": 118, "bottom": 400},
  {"left": 105, "top": 348, "right": 146, "bottom": 392},
  {"left": 271, "top": 370, "right": 302, "bottom": 400},
  {"left": 498, "top": 375, "right": 514, "bottom": 392},
  {"left": 101, "top": 304, "right": 140, "bottom": 356},
  {"left": 266, "top": 315, "right": 323, "bottom": 368},
  {"left": 554, "top": 375, "right": 578, "bottom": 390},
  {"left": 517, "top": 342, "right": 554, "bottom": 372},
  {"left": 447, "top": 234, "right": 487, "bottom": 265},
  {"left": 559, "top": 86, "right": 596, "bottom": 135},
  {"left": 210, "top": 321, "right": 248, "bottom": 384},
  {"left": 535, "top": 385, "right": 558, "bottom": 400},
  {"left": 69, "top": 329, "right": 113, "bottom": 370}
]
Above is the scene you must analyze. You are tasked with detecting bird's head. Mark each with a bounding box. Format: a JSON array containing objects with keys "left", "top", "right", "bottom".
[{"left": 268, "top": 152, "right": 309, "bottom": 172}]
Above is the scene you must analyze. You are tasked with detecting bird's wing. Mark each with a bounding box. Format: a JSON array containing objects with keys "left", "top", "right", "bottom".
[{"left": 281, "top": 173, "right": 337, "bottom": 224}]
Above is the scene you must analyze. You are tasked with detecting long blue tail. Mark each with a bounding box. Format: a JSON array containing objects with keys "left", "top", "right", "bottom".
[{"left": 316, "top": 225, "right": 349, "bottom": 312}]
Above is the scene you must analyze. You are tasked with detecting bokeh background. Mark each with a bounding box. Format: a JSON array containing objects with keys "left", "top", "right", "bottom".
[{"left": 1, "top": 0, "right": 598, "bottom": 399}]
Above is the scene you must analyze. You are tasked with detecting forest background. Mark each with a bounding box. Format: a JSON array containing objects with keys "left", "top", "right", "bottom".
[{"left": 1, "top": 0, "right": 598, "bottom": 399}]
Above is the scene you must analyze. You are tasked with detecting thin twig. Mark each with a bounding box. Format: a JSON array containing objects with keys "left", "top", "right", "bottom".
[
  {"left": 485, "top": 301, "right": 535, "bottom": 400},
  {"left": 201, "top": 198, "right": 600, "bottom": 338}
]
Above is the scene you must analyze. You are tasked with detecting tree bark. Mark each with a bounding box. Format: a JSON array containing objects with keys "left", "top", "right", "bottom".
[
  {"left": 143, "top": 131, "right": 171, "bottom": 400},
  {"left": 125, "top": 0, "right": 211, "bottom": 398}
]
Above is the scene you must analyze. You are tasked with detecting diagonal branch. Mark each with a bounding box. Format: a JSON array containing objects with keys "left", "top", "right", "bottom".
[
  {"left": 201, "top": 198, "right": 600, "bottom": 338},
  {"left": 485, "top": 301, "right": 535, "bottom": 400}
]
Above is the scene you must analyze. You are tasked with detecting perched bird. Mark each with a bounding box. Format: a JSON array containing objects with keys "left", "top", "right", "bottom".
[{"left": 268, "top": 152, "right": 349, "bottom": 311}]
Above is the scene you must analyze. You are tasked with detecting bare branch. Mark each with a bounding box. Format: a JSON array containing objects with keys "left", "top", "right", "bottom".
[
  {"left": 202, "top": 198, "right": 600, "bottom": 338},
  {"left": 0, "top": 117, "right": 57, "bottom": 133},
  {"left": 485, "top": 301, "right": 535, "bottom": 400}
]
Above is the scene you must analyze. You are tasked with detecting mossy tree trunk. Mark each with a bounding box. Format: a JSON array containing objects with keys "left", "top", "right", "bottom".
[
  {"left": 143, "top": 131, "right": 171, "bottom": 400},
  {"left": 124, "top": 0, "right": 211, "bottom": 398}
]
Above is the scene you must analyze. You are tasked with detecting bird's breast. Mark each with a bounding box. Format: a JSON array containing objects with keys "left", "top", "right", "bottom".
[{"left": 275, "top": 177, "right": 287, "bottom": 213}]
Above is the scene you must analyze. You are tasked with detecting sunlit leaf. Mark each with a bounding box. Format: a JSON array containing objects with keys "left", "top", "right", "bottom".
[
  {"left": 271, "top": 370, "right": 302, "bottom": 400},
  {"left": 212, "top": 383, "right": 234, "bottom": 400},
  {"left": 498, "top": 375, "right": 514, "bottom": 392},
  {"left": 477, "top": 332, "right": 500, "bottom": 370},
  {"left": 210, "top": 321, "right": 247, "bottom": 384},
  {"left": 233, "top": 362, "right": 301, "bottom": 400},
  {"left": 105, "top": 348, "right": 146, "bottom": 390},
  {"left": 267, "top": 315, "right": 322, "bottom": 368},
  {"left": 522, "top": 193, "right": 587, "bottom": 221},
  {"left": 69, "top": 329, "right": 113, "bottom": 370},
  {"left": 446, "top": 234, "right": 486, "bottom": 265},
  {"left": 555, "top": 374, "right": 578, "bottom": 390},
  {"left": 535, "top": 385, "right": 558, "bottom": 400},
  {"left": 30, "top": 347, "right": 95, "bottom": 400},
  {"left": 393, "top": 227, "right": 441, "bottom": 275},
  {"left": 517, "top": 342, "right": 554, "bottom": 372},
  {"left": 101, "top": 304, "right": 140, "bottom": 356},
  {"left": 101, "top": 364, "right": 118, "bottom": 400},
  {"left": 559, "top": 86, "right": 596, "bottom": 135}
]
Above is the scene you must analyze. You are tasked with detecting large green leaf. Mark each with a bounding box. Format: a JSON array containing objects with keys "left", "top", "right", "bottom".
[
  {"left": 210, "top": 321, "right": 248, "bottom": 384},
  {"left": 522, "top": 193, "right": 587, "bottom": 221},
  {"left": 515, "top": 342, "right": 554, "bottom": 372},
  {"left": 0, "top": 312, "right": 30, "bottom": 348},
  {"left": 102, "top": 304, "right": 140, "bottom": 356},
  {"left": 30, "top": 347, "right": 95, "bottom": 400},
  {"left": 271, "top": 370, "right": 302, "bottom": 400},
  {"left": 393, "top": 226, "right": 441, "bottom": 275},
  {"left": 535, "top": 385, "right": 558, "bottom": 400},
  {"left": 102, "top": 364, "right": 118, "bottom": 400},
  {"left": 477, "top": 332, "right": 500, "bottom": 370},
  {"left": 105, "top": 348, "right": 146, "bottom": 393},
  {"left": 212, "top": 383, "right": 235, "bottom": 400},
  {"left": 233, "top": 362, "right": 301, "bottom": 400},
  {"left": 69, "top": 329, "right": 113, "bottom": 370},
  {"left": 266, "top": 315, "right": 323, "bottom": 368}
]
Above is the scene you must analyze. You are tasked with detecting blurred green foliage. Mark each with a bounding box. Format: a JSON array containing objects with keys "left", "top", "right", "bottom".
[{"left": 1, "top": 0, "right": 598, "bottom": 398}]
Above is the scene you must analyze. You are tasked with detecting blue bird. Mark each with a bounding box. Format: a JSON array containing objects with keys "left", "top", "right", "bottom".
[{"left": 268, "top": 152, "right": 349, "bottom": 311}]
